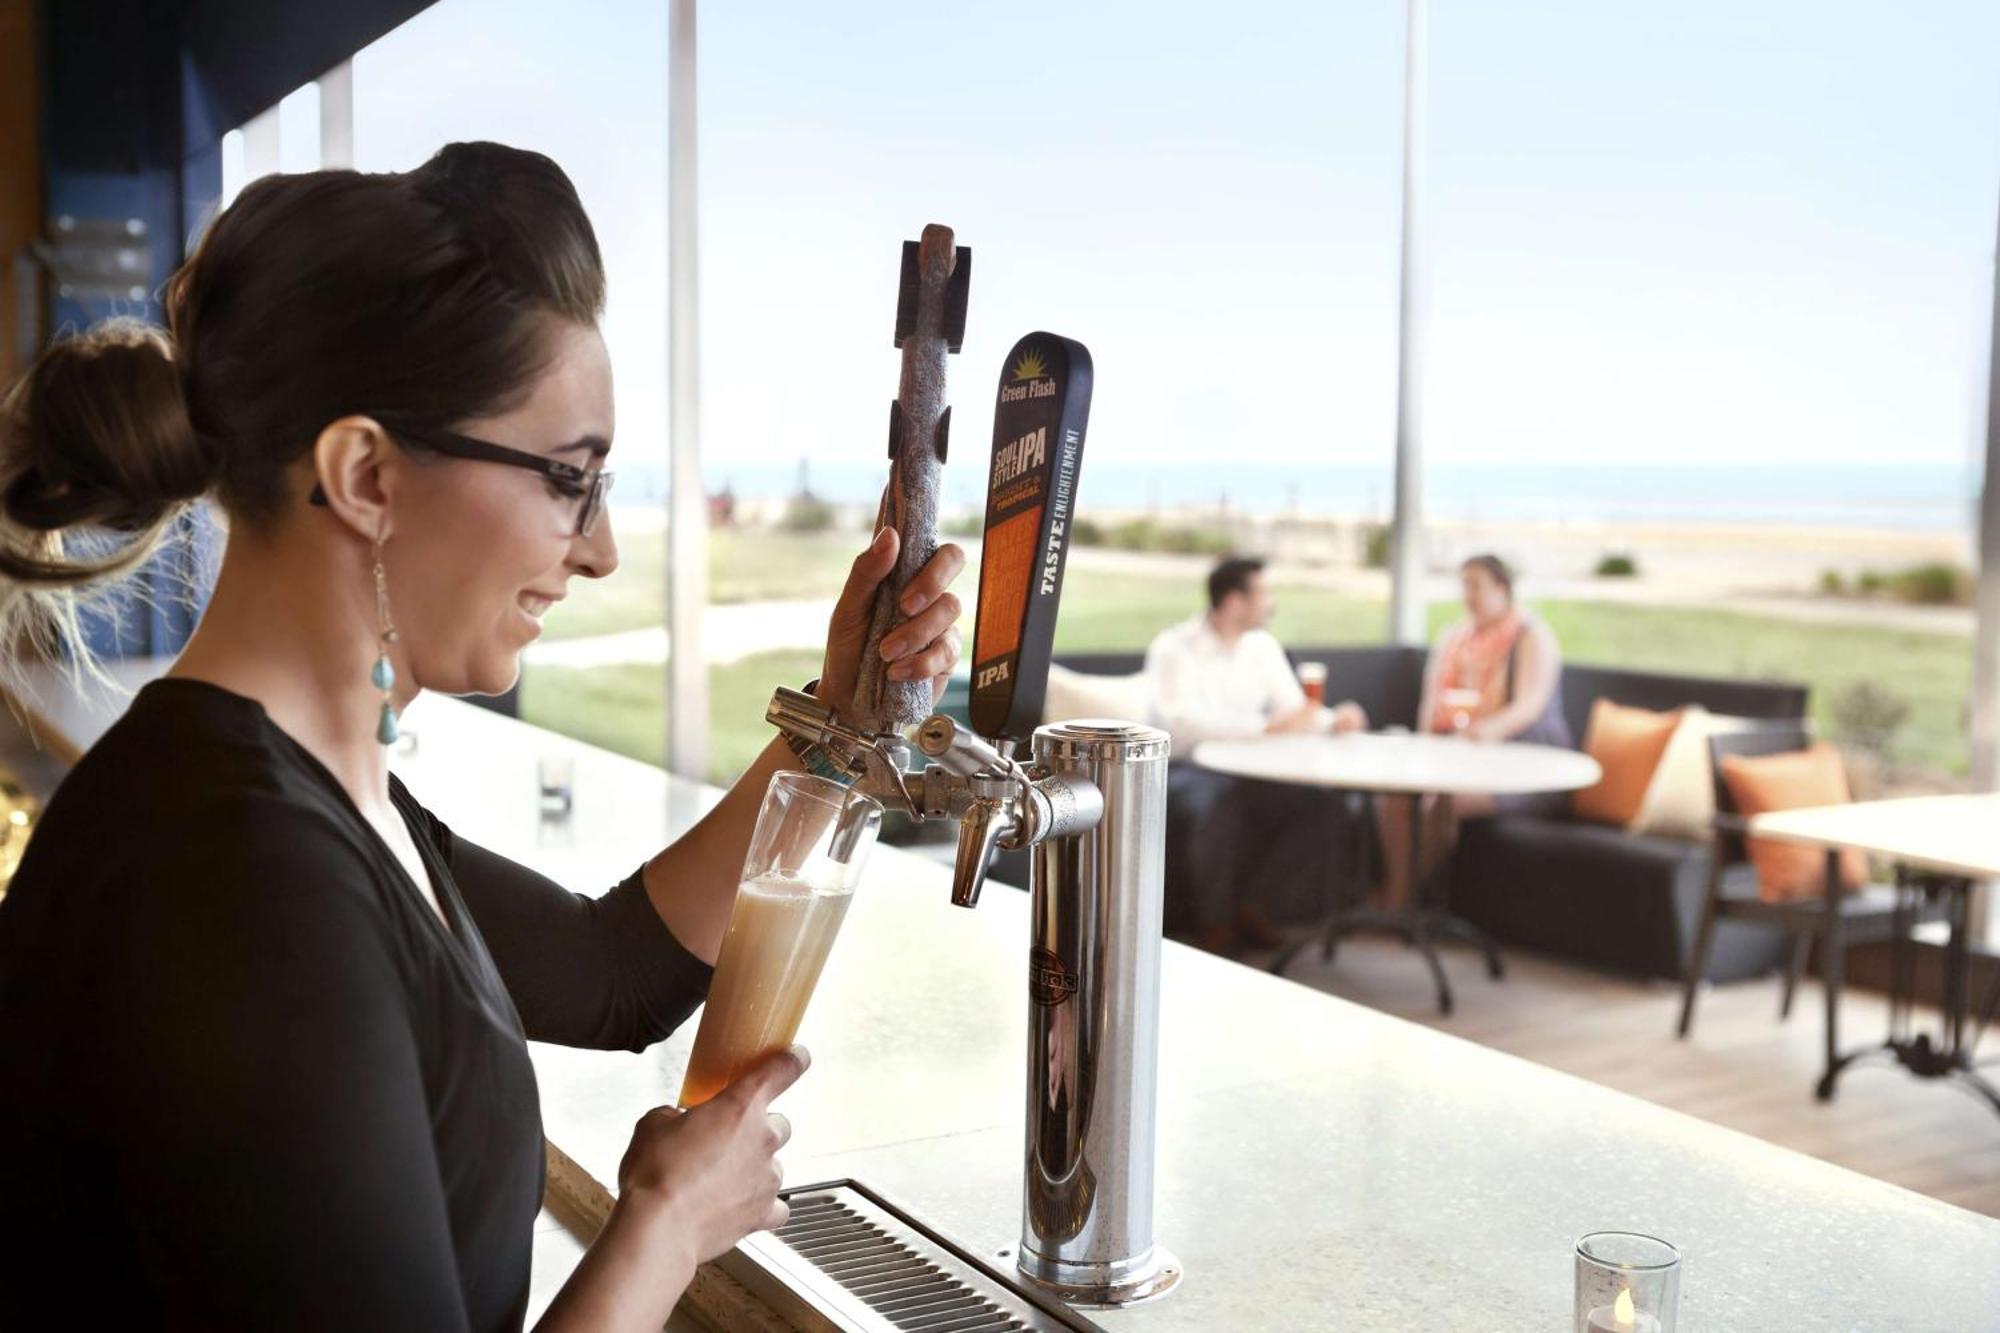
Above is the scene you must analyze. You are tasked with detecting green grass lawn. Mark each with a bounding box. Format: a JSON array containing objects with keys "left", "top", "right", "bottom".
[
  {"left": 521, "top": 649, "right": 825, "bottom": 786},
  {"left": 537, "top": 528, "right": 861, "bottom": 641},
  {"left": 543, "top": 527, "right": 1385, "bottom": 648},
  {"left": 522, "top": 562, "right": 1392, "bottom": 784},
  {"left": 520, "top": 558, "right": 1975, "bottom": 787},
  {"left": 1531, "top": 600, "right": 1970, "bottom": 777},
  {"left": 1054, "top": 574, "right": 1972, "bottom": 775},
  {"left": 1051, "top": 571, "right": 1385, "bottom": 652}
]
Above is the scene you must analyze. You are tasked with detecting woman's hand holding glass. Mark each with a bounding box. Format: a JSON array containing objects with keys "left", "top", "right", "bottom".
[{"left": 615, "top": 1046, "right": 808, "bottom": 1263}]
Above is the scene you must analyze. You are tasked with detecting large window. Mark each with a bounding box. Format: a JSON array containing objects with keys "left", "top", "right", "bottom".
[
  {"left": 696, "top": 1, "right": 1407, "bottom": 677},
  {"left": 341, "top": 0, "right": 1996, "bottom": 791},
  {"left": 1408, "top": 0, "right": 1997, "bottom": 789}
]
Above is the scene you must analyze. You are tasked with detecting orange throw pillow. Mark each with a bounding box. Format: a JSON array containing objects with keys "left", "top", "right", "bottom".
[
  {"left": 1572, "top": 700, "right": 1682, "bottom": 826},
  {"left": 1718, "top": 743, "right": 1868, "bottom": 902}
]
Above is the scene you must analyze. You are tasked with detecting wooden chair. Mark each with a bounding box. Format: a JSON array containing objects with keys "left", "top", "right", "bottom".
[{"left": 1675, "top": 727, "right": 1920, "bottom": 1075}]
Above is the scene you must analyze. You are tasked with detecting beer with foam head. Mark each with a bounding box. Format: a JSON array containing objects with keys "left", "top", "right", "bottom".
[
  {"left": 678, "top": 871, "right": 856, "bottom": 1107},
  {"left": 1296, "top": 661, "right": 1327, "bottom": 706},
  {"left": 677, "top": 772, "right": 879, "bottom": 1108}
]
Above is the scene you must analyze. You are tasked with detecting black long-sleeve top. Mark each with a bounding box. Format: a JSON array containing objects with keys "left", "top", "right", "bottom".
[{"left": 0, "top": 678, "right": 713, "bottom": 1330}]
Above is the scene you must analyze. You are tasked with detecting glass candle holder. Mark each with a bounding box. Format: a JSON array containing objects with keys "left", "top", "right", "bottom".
[
  {"left": 1574, "top": 1232, "right": 1680, "bottom": 1333},
  {"left": 537, "top": 754, "right": 576, "bottom": 819}
]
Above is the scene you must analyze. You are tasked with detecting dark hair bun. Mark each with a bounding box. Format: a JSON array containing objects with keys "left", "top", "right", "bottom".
[
  {"left": 412, "top": 141, "right": 605, "bottom": 322},
  {"left": 4, "top": 319, "right": 214, "bottom": 533}
]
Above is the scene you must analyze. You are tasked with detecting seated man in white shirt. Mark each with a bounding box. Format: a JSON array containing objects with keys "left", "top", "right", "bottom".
[
  {"left": 1144, "top": 557, "right": 1367, "bottom": 956},
  {"left": 1145, "top": 558, "right": 1365, "bottom": 747}
]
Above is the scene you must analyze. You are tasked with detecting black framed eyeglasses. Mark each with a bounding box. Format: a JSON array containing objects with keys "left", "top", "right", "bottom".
[{"left": 309, "top": 422, "right": 615, "bottom": 538}]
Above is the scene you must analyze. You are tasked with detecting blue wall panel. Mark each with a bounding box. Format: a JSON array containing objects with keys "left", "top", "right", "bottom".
[{"left": 42, "top": 0, "right": 434, "bottom": 660}]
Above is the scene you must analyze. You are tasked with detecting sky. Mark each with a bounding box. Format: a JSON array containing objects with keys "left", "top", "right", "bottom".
[{"left": 285, "top": 1, "right": 2000, "bottom": 487}]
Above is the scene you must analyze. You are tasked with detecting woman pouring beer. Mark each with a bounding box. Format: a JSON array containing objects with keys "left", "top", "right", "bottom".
[{"left": 0, "top": 143, "right": 966, "bottom": 1331}]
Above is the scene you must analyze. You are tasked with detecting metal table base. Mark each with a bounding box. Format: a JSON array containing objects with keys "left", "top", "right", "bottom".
[
  {"left": 1817, "top": 866, "right": 2000, "bottom": 1117},
  {"left": 1270, "top": 790, "right": 1504, "bottom": 1016}
]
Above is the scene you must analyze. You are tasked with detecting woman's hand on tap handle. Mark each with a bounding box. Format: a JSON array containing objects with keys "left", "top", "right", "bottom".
[{"left": 819, "top": 527, "right": 968, "bottom": 715}]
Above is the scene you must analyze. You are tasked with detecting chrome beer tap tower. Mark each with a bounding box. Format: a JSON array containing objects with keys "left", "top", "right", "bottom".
[{"left": 765, "top": 332, "right": 1180, "bottom": 1307}]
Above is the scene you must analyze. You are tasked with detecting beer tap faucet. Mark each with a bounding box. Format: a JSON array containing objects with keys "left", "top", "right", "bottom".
[
  {"left": 769, "top": 328, "right": 1180, "bottom": 1309},
  {"left": 917, "top": 719, "right": 1025, "bottom": 909},
  {"left": 763, "top": 697, "right": 1101, "bottom": 911}
]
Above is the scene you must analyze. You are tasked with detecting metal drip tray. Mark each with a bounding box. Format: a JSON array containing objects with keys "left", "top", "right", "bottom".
[{"left": 713, "top": 1179, "right": 1104, "bottom": 1332}]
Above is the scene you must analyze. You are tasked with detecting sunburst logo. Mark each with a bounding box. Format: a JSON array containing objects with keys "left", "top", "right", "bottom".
[{"left": 1010, "top": 348, "right": 1050, "bottom": 381}]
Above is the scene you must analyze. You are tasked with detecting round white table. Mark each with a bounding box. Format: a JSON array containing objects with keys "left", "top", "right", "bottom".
[{"left": 1192, "top": 731, "right": 1602, "bottom": 1014}]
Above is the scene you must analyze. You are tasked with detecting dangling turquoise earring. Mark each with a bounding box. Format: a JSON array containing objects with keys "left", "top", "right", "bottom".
[{"left": 372, "top": 537, "right": 400, "bottom": 746}]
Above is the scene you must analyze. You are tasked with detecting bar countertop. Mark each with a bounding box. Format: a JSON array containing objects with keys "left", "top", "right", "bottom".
[{"left": 379, "top": 694, "right": 2000, "bottom": 1332}]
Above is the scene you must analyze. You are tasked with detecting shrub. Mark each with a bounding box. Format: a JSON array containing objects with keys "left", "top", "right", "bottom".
[
  {"left": 780, "top": 495, "right": 837, "bottom": 532},
  {"left": 1071, "top": 518, "right": 1107, "bottom": 546},
  {"left": 1831, "top": 680, "right": 1911, "bottom": 759},
  {"left": 942, "top": 512, "right": 983, "bottom": 538},
  {"left": 1361, "top": 523, "right": 1390, "bottom": 570},
  {"left": 1594, "top": 553, "right": 1640, "bottom": 578},
  {"left": 1100, "top": 518, "right": 1233, "bottom": 556},
  {"left": 1158, "top": 526, "right": 1235, "bottom": 556},
  {"left": 1840, "top": 562, "right": 1973, "bottom": 606},
  {"left": 1109, "top": 518, "right": 1158, "bottom": 551},
  {"left": 1819, "top": 569, "right": 1845, "bottom": 595},
  {"left": 1886, "top": 562, "right": 1971, "bottom": 607}
]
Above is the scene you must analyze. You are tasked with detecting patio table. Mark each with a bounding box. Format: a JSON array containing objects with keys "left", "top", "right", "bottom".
[
  {"left": 1192, "top": 731, "right": 1601, "bottom": 1014},
  {"left": 1750, "top": 794, "right": 2000, "bottom": 1112}
]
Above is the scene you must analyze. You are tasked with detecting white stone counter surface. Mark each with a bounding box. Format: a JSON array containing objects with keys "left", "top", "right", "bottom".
[{"left": 390, "top": 695, "right": 2000, "bottom": 1332}]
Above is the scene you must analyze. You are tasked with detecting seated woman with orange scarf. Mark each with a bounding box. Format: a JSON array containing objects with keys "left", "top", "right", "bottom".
[{"left": 1379, "top": 554, "right": 1570, "bottom": 906}]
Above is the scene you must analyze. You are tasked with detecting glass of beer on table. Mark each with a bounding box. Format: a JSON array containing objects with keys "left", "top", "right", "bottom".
[
  {"left": 678, "top": 771, "right": 882, "bottom": 1108},
  {"left": 1297, "top": 661, "right": 1327, "bottom": 705},
  {"left": 1441, "top": 687, "right": 1483, "bottom": 735}
]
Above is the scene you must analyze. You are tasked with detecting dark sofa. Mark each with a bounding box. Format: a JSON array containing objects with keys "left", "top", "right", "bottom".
[
  {"left": 1450, "top": 662, "right": 1809, "bottom": 981},
  {"left": 984, "top": 646, "right": 1809, "bottom": 984}
]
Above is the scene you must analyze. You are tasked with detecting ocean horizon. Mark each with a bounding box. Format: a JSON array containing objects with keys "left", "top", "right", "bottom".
[{"left": 608, "top": 460, "right": 1981, "bottom": 534}]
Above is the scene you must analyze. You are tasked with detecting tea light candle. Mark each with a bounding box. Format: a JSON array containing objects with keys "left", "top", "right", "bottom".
[
  {"left": 1575, "top": 1230, "right": 1679, "bottom": 1333},
  {"left": 1585, "top": 1288, "right": 1661, "bottom": 1333}
]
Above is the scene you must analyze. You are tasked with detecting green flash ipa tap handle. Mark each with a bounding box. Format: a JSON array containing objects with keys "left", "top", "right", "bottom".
[
  {"left": 854, "top": 223, "right": 972, "bottom": 731},
  {"left": 968, "top": 333, "right": 1093, "bottom": 745}
]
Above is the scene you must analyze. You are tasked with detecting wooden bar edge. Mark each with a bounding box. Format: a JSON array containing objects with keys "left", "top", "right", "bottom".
[{"left": 541, "top": 1138, "right": 796, "bottom": 1333}]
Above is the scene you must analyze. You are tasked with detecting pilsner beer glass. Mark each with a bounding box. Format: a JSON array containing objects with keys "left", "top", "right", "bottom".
[
  {"left": 1296, "top": 661, "right": 1327, "bottom": 705},
  {"left": 1441, "top": 687, "right": 1483, "bottom": 734},
  {"left": 677, "top": 772, "right": 882, "bottom": 1108}
]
